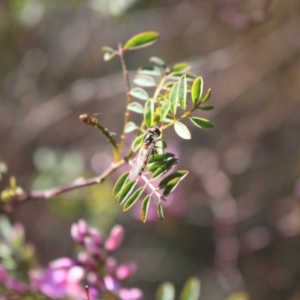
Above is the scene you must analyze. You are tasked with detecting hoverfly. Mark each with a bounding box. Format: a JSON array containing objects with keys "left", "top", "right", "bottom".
[{"left": 129, "top": 126, "right": 162, "bottom": 180}]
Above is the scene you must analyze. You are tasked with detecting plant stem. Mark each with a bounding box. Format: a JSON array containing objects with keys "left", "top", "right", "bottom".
[
  {"left": 80, "top": 114, "right": 120, "bottom": 161},
  {"left": 1, "top": 160, "right": 125, "bottom": 209},
  {"left": 118, "top": 44, "right": 132, "bottom": 154}
]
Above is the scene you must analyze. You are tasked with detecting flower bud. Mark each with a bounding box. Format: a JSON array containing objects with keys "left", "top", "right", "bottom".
[
  {"left": 116, "top": 263, "right": 136, "bottom": 280},
  {"left": 105, "top": 225, "right": 124, "bottom": 252},
  {"left": 105, "top": 257, "right": 117, "bottom": 276},
  {"left": 119, "top": 288, "right": 143, "bottom": 300}
]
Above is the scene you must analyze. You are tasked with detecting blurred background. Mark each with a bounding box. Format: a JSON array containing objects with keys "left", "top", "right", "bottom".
[{"left": 1, "top": 0, "right": 300, "bottom": 299}]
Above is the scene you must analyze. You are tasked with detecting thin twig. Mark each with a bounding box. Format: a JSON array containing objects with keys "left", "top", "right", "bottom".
[
  {"left": 0, "top": 160, "right": 125, "bottom": 209},
  {"left": 80, "top": 114, "right": 120, "bottom": 161},
  {"left": 118, "top": 44, "right": 132, "bottom": 154}
]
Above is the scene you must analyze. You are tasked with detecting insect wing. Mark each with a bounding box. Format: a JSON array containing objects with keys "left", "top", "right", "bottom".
[{"left": 129, "top": 145, "right": 152, "bottom": 180}]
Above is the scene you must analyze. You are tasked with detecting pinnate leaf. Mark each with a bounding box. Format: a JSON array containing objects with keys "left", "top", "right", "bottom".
[
  {"left": 160, "top": 99, "right": 171, "bottom": 121},
  {"left": 124, "top": 31, "right": 159, "bottom": 50},
  {"left": 174, "top": 122, "right": 191, "bottom": 139}
]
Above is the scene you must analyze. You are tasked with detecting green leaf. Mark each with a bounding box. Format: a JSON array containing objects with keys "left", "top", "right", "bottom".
[
  {"left": 118, "top": 180, "right": 138, "bottom": 205},
  {"left": 178, "top": 75, "right": 187, "bottom": 109},
  {"left": 174, "top": 122, "right": 191, "bottom": 139},
  {"left": 132, "top": 134, "right": 145, "bottom": 152},
  {"left": 191, "top": 77, "right": 203, "bottom": 105},
  {"left": 180, "top": 277, "right": 201, "bottom": 300},
  {"left": 129, "top": 88, "right": 149, "bottom": 100},
  {"left": 202, "top": 88, "right": 211, "bottom": 103},
  {"left": 113, "top": 172, "right": 130, "bottom": 197},
  {"left": 190, "top": 117, "right": 214, "bottom": 129},
  {"left": 124, "top": 31, "right": 159, "bottom": 50},
  {"left": 138, "top": 66, "right": 162, "bottom": 76},
  {"left": 125, "top": 122, "right": 137, "bottom": 133},
  {"left": 200, "top": 105, "right": 214, "bottom": 111},
  {"left": 156, "top": 282, "right": 175, "bottom": 300},
  {"left": 169, "top": 82, "right": 178, "bottom": 115},
  {"left": 158, "top": 170, "right": 188, "bottom": 189},
  {"left": 141, "top": 194, "right": 152, "bottom": 222},
  {"left": 102, "top": 46, "right": 116, "bottom": 61},
  {"left": 163, "top": 177, "right": 181, "bottom": 197},
  {"left": 164, "top": 82, "right": 175, "bottom": 89},
  {"left": 160, "top": 99, "right": 171, "bottom": 122},
  {"left": 148, "top": 153, "right": 175, "bottom": 165},
  {"left": 152, "top": 158, "right": 178, "bottom": 180},
  {"left": 169, "top": 73, "right": 196, "bottom": 81},
  {"left": 172, "top": 62, "right": 190, "bottom": 73},
  {"left": 123, "top": 187, "right": 145, "bottom": 211},
  {"left": 134, "top": 75, "right": 156, "bottom": 87},
  {"left": 144, "top": 99, "right": 154, "bottom": 127},
  {"left": 157, "top": 202, "right": 165, "bottom": 220},
  {"left": 150, "top": 56, "right": 166, "bottom": 69},
  {"left": 127, "top": 102, "right": 144, "bottom": 114}
]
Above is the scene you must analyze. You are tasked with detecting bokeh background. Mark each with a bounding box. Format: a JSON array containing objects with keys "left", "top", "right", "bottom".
[{"left": 1, "top": 0, "right": 300, "bottom": 299}]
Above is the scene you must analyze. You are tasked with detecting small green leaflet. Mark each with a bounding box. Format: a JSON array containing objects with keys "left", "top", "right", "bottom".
[
  {"left": 149, "top": 56, "right": 166, "bottom": 69},
  {"left": 124, "top": 31, "right": 159, "bottom": 50},
  {"left": 178, "top": 75, "right": 187, "bottom": 109},
  {"left": 157, "top": 202, "right": 165, "bottom": 220},
  {"left": 174, "top": 122, "right": 191, "bottom": 139},
  {"left": 138, "top": 66, "right": 161, "bottom": 76},
  {"left": 124, "top": 122, "right": 137, "bottom": 133},
  {"left": 172, "top": 62, "right": 190, "bottom": 73},
  {"left": 144, "top": 99, "right": 154, "bottom": 127},
  {"left": 158, "top": 171, "right": 188, "bottom": 189},
  {"left": 163, "top": 177, "right": 181, "bottom": 197},
  {"left": 132, "top": 134, "right": 145, "bottom": 152},
  {"left": 141, "top": 194, "right": 152, "bottom": 222},
  {"left": 134, "top": 75, "right": 156, "bottom": 87},
  {"left": 191, "top": 77, "right": 203, "bottom": 106},
  {"left": 200, "top": 106, "right": 214, "bottom": 111},
  {"left": 202, "top": 88, "right": 211, "bottom": 103},
  {"left": 189, "top": 117, "right": 214, "bottom": 129},
  {"left": 129, "top": 88, "right": 149, "bottom": 100},
  {"left": 160, "top": 99, "right": 171, "bottom": 122},
  {"left": 113, "top": 172, "right": 130, "bottom": 197},
  {"left": 169, "top": 82, "right": 178, "bottom": 115},
  {"left": 123, "top": 187, "right": 145, "bottom": 211},
  {"left": 127, "top": 102, "right": 144, "bottom": 114},
  {"left": 118, "top": 180, "right": 138, "bottom": 205}
]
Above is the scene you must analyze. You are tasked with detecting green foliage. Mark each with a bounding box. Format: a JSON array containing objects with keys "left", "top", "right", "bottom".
[
  {"left": 156, "top": 277, "right": 201, "bottom": 300},
  {"left": 180, "top": 277, "right": 201, "bottom": 300},
  {"left": 100, "top": 31, "right": 214, "bottom": 221}
]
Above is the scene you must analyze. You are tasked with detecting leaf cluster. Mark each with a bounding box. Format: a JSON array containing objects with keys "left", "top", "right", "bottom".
[{"left": 101, "top": 31, "right": 214, "bottom": 221}]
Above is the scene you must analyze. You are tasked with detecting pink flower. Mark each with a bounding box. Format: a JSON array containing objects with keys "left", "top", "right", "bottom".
[{"left": 105, "top": 225, "right": 124, "bottom": 252}]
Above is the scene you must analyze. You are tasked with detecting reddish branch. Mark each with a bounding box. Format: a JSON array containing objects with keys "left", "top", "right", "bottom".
[{"left": 0, "top": 160, "right": 125, "bottom": 210}]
